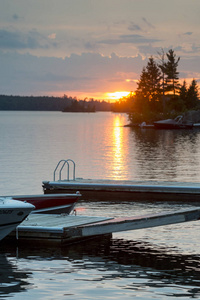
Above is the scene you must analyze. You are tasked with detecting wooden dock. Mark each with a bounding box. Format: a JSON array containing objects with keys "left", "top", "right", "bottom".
[
  {"left": 43, "top": 179, "right": 200, "bottom": 202},
  {"left": 6, "top": 207, "right": 200, "bottom": 245}
]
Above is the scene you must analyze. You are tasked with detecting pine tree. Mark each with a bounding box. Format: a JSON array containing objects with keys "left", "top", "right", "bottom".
[
  {"left": 157, "top": 48, "right": 167, "bottom": 111},
  {"left": 164, "top": 49, "right": 180, "bottom": 96},
  {"left": 186, "top": 79, "right": 199, "bottom": 109},
  {"left": 179, "top": 80, "right": 188, "bottom": 105},
  {"left": 136, "top": 57, "right": 162, "bottom": 111},
  {"left": 157, "top": 48, "right": 166, "bottom": 97}
]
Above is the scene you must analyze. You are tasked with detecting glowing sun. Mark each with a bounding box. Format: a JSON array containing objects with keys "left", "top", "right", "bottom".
[{"left": 106, "top": 91, "right": 130, "bottom": 101}]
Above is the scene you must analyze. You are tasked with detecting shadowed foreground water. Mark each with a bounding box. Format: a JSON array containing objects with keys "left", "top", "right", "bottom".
[
  {"left": 1, "top": 199, "right": 200, "bottom": 299},
  {"left": 1, "top": 234, "right": 200, "bottom": 300},
  {"left": 1, "top": 111, "right": 200, "bottom": 299}
]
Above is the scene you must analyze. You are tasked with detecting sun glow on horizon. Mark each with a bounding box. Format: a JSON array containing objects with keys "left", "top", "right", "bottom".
[
  {"left": 51, "top": 90, "right": 132, "bottom": 102},
  {"left": 105, "top": 91, "right": 130, "bottom": 101}
]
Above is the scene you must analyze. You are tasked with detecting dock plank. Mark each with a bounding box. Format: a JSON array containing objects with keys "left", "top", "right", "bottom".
[
  {"left": 8, "top": 215, "right": 113, "bottom": 244},
  {"left": 65, "top": 207, "right": 200, "bottom": 237},
  {"left": 43, "top": 179, "right": 200, "bottom": 201},
  {"left": 18, "top": 214, "right": 113, "bottom": 232},
  {"left": 7, "top": 207, "right": 200, "bottom": 245}
]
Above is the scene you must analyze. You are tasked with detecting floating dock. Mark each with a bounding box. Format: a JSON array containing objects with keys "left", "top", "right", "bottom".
[
  {"left": 42, "top": 159, "right": 200, "bottom": 202},
  {"left": 43, "top": 179, "right": 200, "bottom": 202},
  {"left": 6, "top": 207, "right": 200, "bottom": 245}
]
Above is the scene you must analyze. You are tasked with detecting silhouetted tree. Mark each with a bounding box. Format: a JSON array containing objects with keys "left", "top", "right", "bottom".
[
  {"left": 186, "top": 79, "right": 199, "bottom": 109},
  {"left": 128, "top": 49, "right": 200, "bottom": 124},
  {"left": 157, "top": 48, "right": 167, "bottom": 110},
  {"left": 179, "top": 80, "right": 187, "bottom": 108},
  {"left": 157, "top": 48, "right": 166, "bottom": 96},
  {"left": 135, "top": 57, "right": 162, "bottom": 111},
  {"left": 179, "top": 80, "right": 187, "bottom": 100},
  {"left": 164, "top": 49, "right": 180, "bottom": 96}
]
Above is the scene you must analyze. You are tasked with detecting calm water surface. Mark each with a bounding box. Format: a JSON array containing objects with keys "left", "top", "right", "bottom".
[{"left": 1, "top": 111, "right": 200, "bottom": 299}]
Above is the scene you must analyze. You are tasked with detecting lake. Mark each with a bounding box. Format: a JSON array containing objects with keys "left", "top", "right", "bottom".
[{"left": 0, "top": 111, "right": 200, "bottom": 299}]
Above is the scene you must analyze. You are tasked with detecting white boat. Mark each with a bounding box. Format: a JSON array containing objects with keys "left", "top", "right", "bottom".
[
  {"left": 0, "top": 197, "right": 35, "bottom": 241},
  {"left": 154, "top": 115, "right": 193, "bottom": 129}
]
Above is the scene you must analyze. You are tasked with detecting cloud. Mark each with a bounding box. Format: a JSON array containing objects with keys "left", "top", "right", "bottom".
[
  {"left": 0, "top": 29, "right": 57, "bottom": 50},
  {"left": 12, "top": 14, "right": 20, "bottom": 21},
  {"left": 84, "top": 41, "right": 99, "bottom": 51},
  {"left": 99, "top": 34, "right": 161, "bottom": 45},
  {"left": 0, "top": 51, "right": 145, "bottom": 96},
  {"left": 48, "top": 33, "right": 56, "bottom": 39},
  {"left": 0, "top": 48, "right": 199, "bottom": 98},
  {"left": 142, "top": 18, "right": 155, "bottom": 29},
  {"left": 128, "top": 22, "right": 142, "bottom": 31},
  {"left": 120, "top": 34, "right": 161, "bottom": 44},
  {"left": 191, "top": 44, "right": 200, "bottom": 53},
  {"left": 184, "top": 32, "right": 193, "bottom": 36},
  {"left": 138, "top": 45, "right": 161, "bottom": 56},
  {"left": 173, "top": 44, "right": 200, "bottom": 55}
]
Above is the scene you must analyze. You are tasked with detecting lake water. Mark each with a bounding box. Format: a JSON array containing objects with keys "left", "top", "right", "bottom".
[{"left": 1, "top": 111, "right": 200, "bottom": 299}]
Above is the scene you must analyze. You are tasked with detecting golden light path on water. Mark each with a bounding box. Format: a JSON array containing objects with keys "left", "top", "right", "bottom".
[{"left": 110, "top": 115, "right": 126, "bottom": 179}]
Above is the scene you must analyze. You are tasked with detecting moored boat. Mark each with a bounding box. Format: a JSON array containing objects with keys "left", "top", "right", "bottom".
[
  {"left": 11, "top": 192, "right": 81, "bottom": 214},
  {"left": 0, "top": 197, "right": 35, "bottom": 241},
  {"left": 154, "top": 115, "right": 193, "bottom": 129}
]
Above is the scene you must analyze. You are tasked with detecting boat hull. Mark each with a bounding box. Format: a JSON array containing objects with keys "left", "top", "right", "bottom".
[
  {"left": 154, "top": 116, "right": 193, "bottom": 129},
  {"left": 11, "top": 193, "right": 81, "bottom": 214},
  {"left": 154, "top": 122, "right": 193, "bottom": 129},
  {"left": 0, "top": 198, "right": 35, "bottom": 241}
]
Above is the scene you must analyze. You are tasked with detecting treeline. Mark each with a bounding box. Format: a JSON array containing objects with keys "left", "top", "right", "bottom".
[
  {"left": 0, "top": 95, "right": 71, "bottom": 111},
  {"left": 63, "top": 98, "right": 112, "bottom": 112},
  {"left": 0, "top": 95, "right": 112, "bottom": 112},
  {"left": 113, "top": 49, "right": 200, "bottom": 124}
]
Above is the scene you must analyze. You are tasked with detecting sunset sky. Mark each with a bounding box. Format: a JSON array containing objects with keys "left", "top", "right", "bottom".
[{"left": 0, "top": 0, "right": 200, "bottom": 101}]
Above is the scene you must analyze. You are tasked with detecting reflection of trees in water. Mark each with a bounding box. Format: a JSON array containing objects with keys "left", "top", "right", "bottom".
[
  {"left": 75, "top": 237, "right": 200, "bottom": 298},
  {"left": 0, "top": 250, "right": 30, "bottom": 297},
  {"left": 128, "top": 128, "right": 200, "bottom": 181},
  {"left": 4, "top": 236, "right": 200, "bottom": 298}
]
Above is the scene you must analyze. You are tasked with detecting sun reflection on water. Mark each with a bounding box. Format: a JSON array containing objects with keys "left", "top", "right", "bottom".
[{"left": 111, "top": 115, "right": 125, "bottom": 179}]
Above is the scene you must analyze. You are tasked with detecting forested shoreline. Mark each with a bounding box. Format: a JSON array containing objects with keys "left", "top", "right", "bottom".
[
  {"left": 113, "top": 49, "right": 200, "bottom": 124},
  {"left": 0, "top": 95, "right": 112, "bottom": 112},
  {"left": 1, "top": 50, "right": 199, "bottom": 118}
]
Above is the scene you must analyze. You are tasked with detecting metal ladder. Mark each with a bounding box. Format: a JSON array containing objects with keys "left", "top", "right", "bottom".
[{"left": 53, "top": 159, "right": 76, "bottom": 181}]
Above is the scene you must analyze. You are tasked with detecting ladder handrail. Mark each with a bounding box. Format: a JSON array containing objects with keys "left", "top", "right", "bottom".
[
  {"left": 59, "top": 160, "right": 69, "bottom": 180},
  {"left": 53, "top": 160, "right": 65, "bottom": 181},
  {"left": 53, "top": 159, "right": 76, "bottom": 181}
]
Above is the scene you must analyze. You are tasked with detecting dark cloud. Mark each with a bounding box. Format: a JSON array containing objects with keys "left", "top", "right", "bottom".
[
  {"left": 12, "top": 14, "right": 20, "bottom": 20},
  {"left": 191, "top": 44, "right": 200, "bottom": 53},
  {"left": 142, "top": 18, "right": 155, "bottom": 29},
  {"left": 184, "top": 32, "right": 193, "bottom": 36},
  {"left": 0, "top": 29, "right": 56, "bottom": 50},
  {"left": 173, "top": 46, "right": 183, "bottom": 52},
  {"left": 128, "top": 22, "right": 142, "bottom": 31},
  {"left": 84, "top": 41, "right": 99, "bottom": 51},
  {"left": 138, "top": 45, "right": 160, "bottom": 56},
  {"left": 120, "top": 34, "right": 161, "bottom": 43},
  {"left": 0, "top": 51, "right": 145, "bottom": 95},
  {"left": 99, "top": 34, "right": 161, "bottom": 45},
  {"left": 173, "top": 45, "right": 200, "bottom": 55}
]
